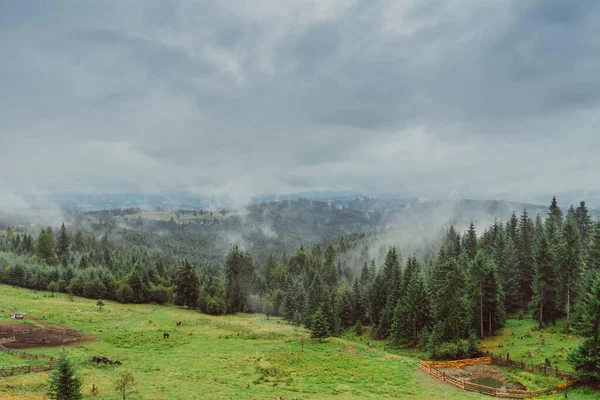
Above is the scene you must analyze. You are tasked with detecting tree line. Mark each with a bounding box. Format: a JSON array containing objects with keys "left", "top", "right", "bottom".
[{"left": 1, "top": 197, "right": 599, "bottom": 382}]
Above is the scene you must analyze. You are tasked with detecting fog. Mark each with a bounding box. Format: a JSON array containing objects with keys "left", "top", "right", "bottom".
[{"left": 1, "top": 1, "right": 600, "bottom": 210}]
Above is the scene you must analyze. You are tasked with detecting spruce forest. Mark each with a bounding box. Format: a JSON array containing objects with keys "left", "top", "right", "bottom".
[{"left": 2, "top": 197, "right": 600, "bottom": 387}]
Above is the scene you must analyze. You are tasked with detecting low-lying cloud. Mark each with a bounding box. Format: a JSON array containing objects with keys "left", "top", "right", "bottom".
[{"left": 1, "top": 0, "right": 599, "bottom": 207}]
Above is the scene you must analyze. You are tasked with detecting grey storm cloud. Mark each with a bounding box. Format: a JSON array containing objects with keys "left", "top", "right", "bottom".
[{"left": 0, "top": 0, "right": 599, "bottom": 207}]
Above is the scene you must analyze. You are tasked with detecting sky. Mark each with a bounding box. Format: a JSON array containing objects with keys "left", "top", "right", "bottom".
[{"left": 1, "top": 0, "right": 599, "bottom": 208}]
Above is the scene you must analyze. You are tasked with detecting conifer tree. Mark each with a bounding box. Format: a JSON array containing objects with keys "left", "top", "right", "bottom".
[
  {"left": 548, "top": 196, "right": 563, "bottom": 224},
  {"left": 568, "top": 271, "right": 600, "bottom": 383},
  {"left": 335, "top": 284, "right": 354, "bottom": 327},
  {"left": 532, "top": 231, "right": 558, "bottom": 328},
  {"left": 497, "top": 235, "right": 521, "bottom": 313},
  {"left": 517, "top": 209, "right": 535, "bottom": 305},
  {"left": 174, "top": 260, "right": 200, "bottom": 308},
  {"left": 469, "top": 251, "right": 504, "bottom": 338},
  {"left": 47, "top": 351, "right": 82, "bottom": 400},
  {"left": 224, "top": 245, "right": 254, "bottom": 313},
  {"left": 310, "top": 306, "right": 329, "bottom": 342},
  {"left": 56, "top": 223, "right": 70, "bottom": 266},
  {"left": 464, "top": 222, "right": 478, "bottom": 261},
  {"left": 506, "top": 212, "right": 519, "bottom": 244},
  {"left": 390, "top": 268, "right": 430, "bottom": 347},
  {"left": 444, "top": 226, "right": 462, "bottom": 259},
  {"left": 585, "top": 221, "right": 600, "bottom": 288},
  {"left": 559, "top": 214, "right": 583, "bottom": 332},
  {"left": 37, "top": 231, "right": 58, "bottom": 265},
  {"left": 575, "top": 201, "right": 593, "bottom": 250},
  {"left": 377, "top": 247, "right": 402, "bottom": 337}
]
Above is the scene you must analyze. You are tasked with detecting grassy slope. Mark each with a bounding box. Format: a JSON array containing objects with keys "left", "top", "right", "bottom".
[
  {"left": 480, "top": 318, "right": 581, "bottom": 371},
  {"left": 0, "top": 285, "right": 596, "bottom": 400}
]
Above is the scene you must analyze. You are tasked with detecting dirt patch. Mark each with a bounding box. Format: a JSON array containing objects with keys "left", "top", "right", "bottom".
[
  {"left": 341, "top": 348, "right": 357, "bottom": 354},
  {"left": 0, "top": 323, "right": 90, "bottom": 349},
  {"left": 440, "top": 364, "right": 526, "bottom": 391}
]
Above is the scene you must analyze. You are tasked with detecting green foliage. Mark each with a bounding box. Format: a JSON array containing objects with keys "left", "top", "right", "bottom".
[
  {"left": 198, "top": 276, "right": 227, "bottom": 315},
  {"left": 47, "top": 351, "right": 82, "bottom": 400},
  {"left": 310, "top": 306, "right": 329, "bottom": 341},
  {"left": 48, "top": 281, "right": 59, "bottom": 297},
  {"left": 568, "top": 272, "right": 600, "bottom": 383},
  {"left": 114, "top": 370, "right": 136, "bottom": 400},
  {"left": 225, "top": 245, "right": 253, "bottom": 313},
  {"left": 37, "top": 231, "right": 58, "bottom": 265},
  {"left": 174, "top": 260, "right": 200, "bottom": 308}
]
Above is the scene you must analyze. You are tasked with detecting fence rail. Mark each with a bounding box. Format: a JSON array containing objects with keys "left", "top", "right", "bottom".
[
  {"left": 420, "top": 357, "right": 578, "bottom": 398},
  {"left": 0, "top": 344, "right": 56, "bottom": 377}
]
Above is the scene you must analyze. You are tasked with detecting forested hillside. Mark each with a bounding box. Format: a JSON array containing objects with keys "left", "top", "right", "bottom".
[{"left": 1, "top": 197, "right": 600, "bottom": 382}]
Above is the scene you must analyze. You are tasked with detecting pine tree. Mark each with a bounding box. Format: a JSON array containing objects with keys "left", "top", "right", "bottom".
[
  {"left": 464, "top": 223, "right": 478, "bottom": 261},
  {"left": 568, "top": 271, "right": 600, "bottom": 383},
  {"left": 444, "top": 226, "right": 462, "bottom": 259},
  {"left": 575, "top": 201, "right": 593, "bottom": 250},
  {"left": 586, "top": 221, "right": 600, "bottom": 280},
  {"left": 174, "top": 260, "right": 200, "bottom": 308},
  {"left": 506, "top": 212, "right": 519, "bottom": 244},
  {"left": 431, "top": 258, "right": 470, "bottom": 343},
  {"left": 310, "top": 306, "right": 329, "bottom": 342},
  {"left": 390, "top": 268, "right": 430, "bottom": 347},
  {"left": 224, "top": 245, "right": 254, "bottom": 313},
  {"left": 377, "top": 247, "right": 402, "bottom": 337},
  {"left": 335, "top": 284, "right": 354, "bottom": 328},
  {"left": 37, "top": 231, "right": 57, "bottom": 265},
  {"left": 323, "top": 244, "right": 337, "bottom": 288},
  {"left": 47, "top": 351, "right": 82, "bottom": 400},
  {"left": 56, "top": 223, "right": 70, "bottom": 266},
  {"left": 469, "top": 251, "right": 504, "bottom": 338},
  {"left": 548, "top": 196, "right": 563, "bottom": 224},
  {"left": 497, "top": 235, "right": 521, "bottom": 313},
  {"left": 517, "top": 209, "right": 535, "bottom": 305},
  {"left": 559, "top": 214, "right": 583, "bottom": 333},
  {"left": 532, "top": 231, "right": 558, "bottom": 328}
]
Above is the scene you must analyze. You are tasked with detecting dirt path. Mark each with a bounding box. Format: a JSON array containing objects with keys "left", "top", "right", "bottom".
[{"left": 0, "top": 310, "right": 95, "bottom": 349}]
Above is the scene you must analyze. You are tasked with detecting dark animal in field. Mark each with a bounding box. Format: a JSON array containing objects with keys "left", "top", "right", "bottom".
[
  {"left": 176, "top": 321, "right": 182, "bottom": 326},
  {"left": 91, "top": 356, "right": 121, "bottom": 365},
  {"left": 163, "top": 332, "right": 170, "bottom": 339}
]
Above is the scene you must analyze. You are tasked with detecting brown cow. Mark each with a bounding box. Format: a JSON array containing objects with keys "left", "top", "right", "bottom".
[{"left": 163, "top": 332, "right": 170, "bottom": 339}]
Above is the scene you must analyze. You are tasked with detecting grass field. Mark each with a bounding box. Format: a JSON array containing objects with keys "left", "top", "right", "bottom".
[
  {"left": 480, "top": 318, "right": 582, "bottom": 371},
  {"left": 0, "top": 285, "right": 597, "bottom": 400}
]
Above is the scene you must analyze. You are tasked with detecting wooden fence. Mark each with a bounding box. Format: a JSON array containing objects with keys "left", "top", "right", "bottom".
[
  {"left": 0, "top": 344, "right": 56, "bottom": 377},
  {"left": 484, "top": 352, "right": 578, "bottom": 380},
  {"left": 420, "top": 357, "right": 578, "bottom": 398}
]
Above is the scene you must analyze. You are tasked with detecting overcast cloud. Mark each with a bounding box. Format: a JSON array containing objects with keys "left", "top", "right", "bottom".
[{"left": 1, "top": 0, "right": 599, "bottom": 207}]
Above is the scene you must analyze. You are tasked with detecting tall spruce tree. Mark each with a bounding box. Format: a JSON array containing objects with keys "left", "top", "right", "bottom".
[
  {"left": 56, "top": 223, "right": 70, "bottom": 266},
  {"left": 469, "top": 251, "right": 504, "bottom": 338},
  {"left": 532, "top": 231, "right": 558, "bottom": 328},
  {"left": 37, "top": 231, "right": 57, "bottom": 265},
  {"left": 174, "top": 260, "right": 200, "bottom": 308},
  {"left": 224, "top": 245, "right": 254, "bottom": 313},
  {"left": 568, "top": 271, "right": 600, "bottom": 383},
  {"left": 497, "top": 235, "right": 521, "bottom": 314},
  {"left": 390, "top": 268, "right": 430, "bottom": 347},
  {"left": 378, "top": 247, "right": 402, "bottom": 337},
  {"left": 47, "top": 351, "right": 82, "bottom": 400},
  {"left": 559, "top": 214, "right": 583, "bottom": 332},
  {"left": 517, "top": 209, "right": 535, "bottom": 305},
  {"left": 575, "top": 201, "right": 593, "bottom": 251},
  {"left": 464, "top": 222, "right": 478, "bottom": 261},
  {"left": 586, "top": 221, "right": 600, "bottom": 283}
]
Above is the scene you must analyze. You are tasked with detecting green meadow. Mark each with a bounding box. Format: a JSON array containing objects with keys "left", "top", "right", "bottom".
[{"left": 0, "top": 285, "right": 597, "bottom": 400}]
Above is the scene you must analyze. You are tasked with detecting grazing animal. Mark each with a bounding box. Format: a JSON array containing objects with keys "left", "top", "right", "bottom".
[
  {"left": 176, "top": 321, "right": 182, "bottom": 326},
  {"left": 163, "top": 332, "right": 170, "bottom": 339}
]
